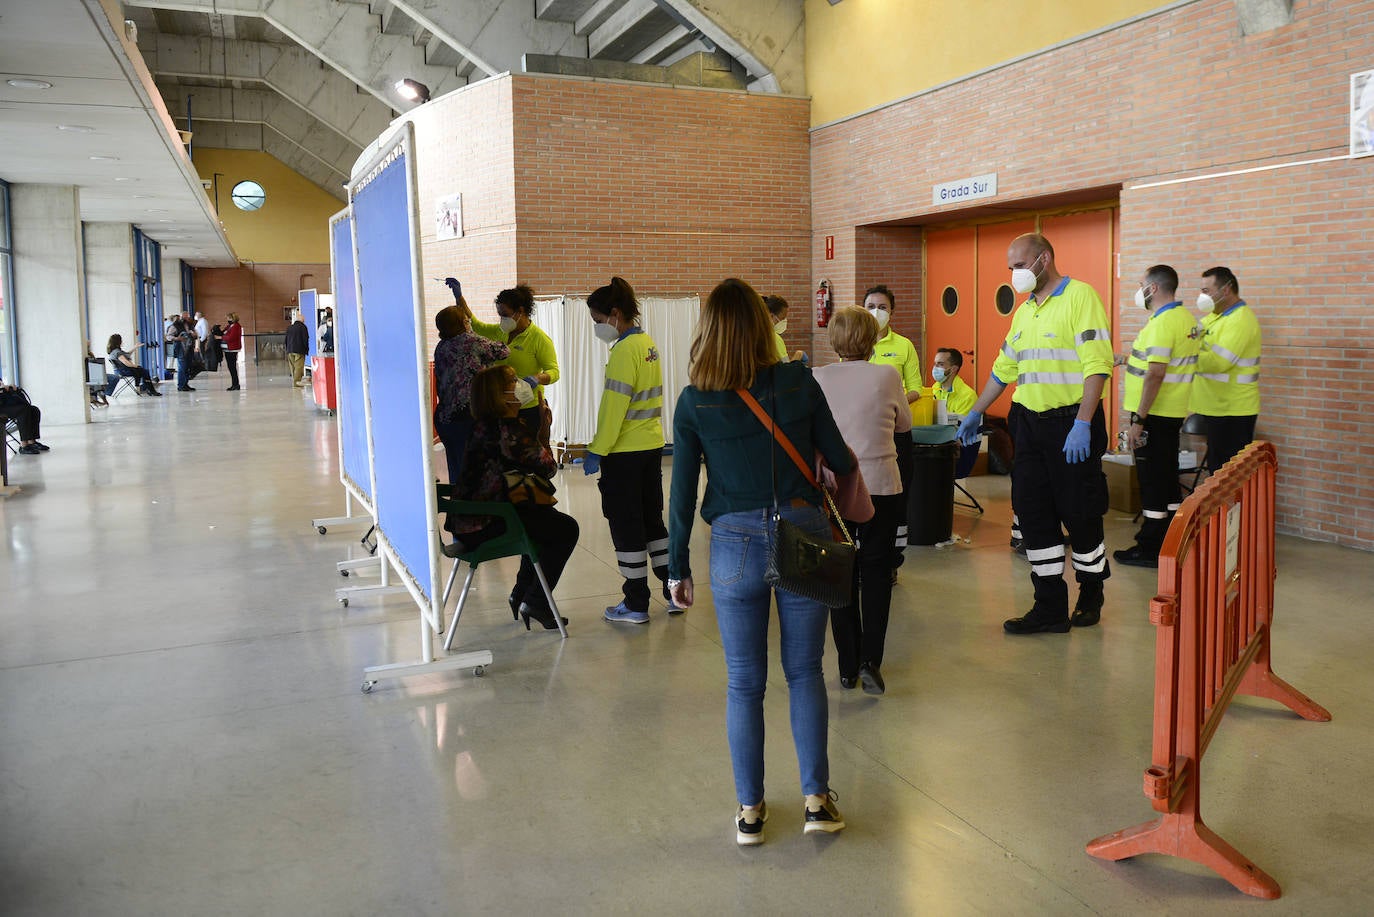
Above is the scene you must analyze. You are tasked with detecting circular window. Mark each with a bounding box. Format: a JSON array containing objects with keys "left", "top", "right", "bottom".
[
  {"left": 231, "top": 180, "right": 266, "bottom": 211},
  {"left": 995, "top": 284, "right": 1016, "bottom": 316},
  {"left": 941, "top": 286, "right": 958, "bottom": 316}
]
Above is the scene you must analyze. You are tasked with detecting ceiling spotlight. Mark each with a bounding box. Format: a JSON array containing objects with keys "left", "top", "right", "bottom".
[
  {"left": 7, "top": 78, "right": 53, "bottom": 90},
  {"left": 395, "top": 78, "right": 430, "bottom": 103},
  {"left": 58, "top": 124, "right": 95, "bottom": 133}
]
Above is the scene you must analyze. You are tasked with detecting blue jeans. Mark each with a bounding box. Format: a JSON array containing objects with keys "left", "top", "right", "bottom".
[{"left": 710, "top": 503, "right": 832, "bottom": 805}]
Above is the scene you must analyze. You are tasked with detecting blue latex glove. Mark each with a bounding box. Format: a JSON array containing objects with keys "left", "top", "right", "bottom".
[
  {"left": 956, "top": 410, "right": 983, "bottom": 446},
  {"left": 444, "top": 277, "right": 461, "bottom": 300},
  {"left": 1063, "top": 419, "right": 1091, "bottom": 464},
  {"left": 582, "top": 453, "right": 602, "bottom": 476},
  {"left": 522, "top": 375, "right": 539, "bottom": 390}
]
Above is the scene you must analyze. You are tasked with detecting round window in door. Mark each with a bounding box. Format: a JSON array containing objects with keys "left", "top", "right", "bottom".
[
  {"left": 995, "top": 283, "right": 1016, "bottom": 316},
  {"left": 941, "top": 285, "right": 958, "bottom": 316}
]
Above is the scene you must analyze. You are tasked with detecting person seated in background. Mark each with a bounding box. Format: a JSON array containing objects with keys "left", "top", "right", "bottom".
[
  {"left": 0, "top": 379, "right": 48, "bottom": 453},
  {"left": 448, "top": 365, "right": 580, "bottom": 632},
  {"left": 931, "top": 347, "right": 977, "bottom": 418},
  {"left": 105, "top": 334, "right": 162, "bottom": 396},
  {"left": 764, "top": 295, "right": 807, "bottom": 363}
]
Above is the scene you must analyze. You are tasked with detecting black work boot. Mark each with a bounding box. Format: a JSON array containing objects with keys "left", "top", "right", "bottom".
[{"left": 1072, "top": 582, "right": 1104, "bottom": 628}]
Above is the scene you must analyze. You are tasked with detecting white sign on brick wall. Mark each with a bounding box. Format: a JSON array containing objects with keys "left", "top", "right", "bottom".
[{"left": 932, "top": 172, "right": 997, "bottom": 207}]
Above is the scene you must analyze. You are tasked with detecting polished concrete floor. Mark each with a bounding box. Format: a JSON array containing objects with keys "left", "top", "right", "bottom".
[{"left": 2, "top": 363, "right": 1371, "bottom": 915}]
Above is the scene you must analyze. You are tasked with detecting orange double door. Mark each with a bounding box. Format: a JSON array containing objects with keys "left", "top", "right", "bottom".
[{"left": 924, "top": 206, "right": 1118, "bottom": 420}]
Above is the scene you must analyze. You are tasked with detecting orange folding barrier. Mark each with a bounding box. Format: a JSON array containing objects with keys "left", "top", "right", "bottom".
[{"left": 1085, "top": 441, "right": 1331, "bottom": 899}]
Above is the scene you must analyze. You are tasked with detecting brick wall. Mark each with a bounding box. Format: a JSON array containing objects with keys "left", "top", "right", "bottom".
[
  {"left": 412, "top": 74, "right": 812, "bottom": 353},
  {"left": 192, "top": 262, "right": 329, "bottom": 336},
  {"left": 412, "top": 77, "right": 519, "bottom": 351},
  {"left": 810, "top": 0, "right": 1374, "bottom": 549}
]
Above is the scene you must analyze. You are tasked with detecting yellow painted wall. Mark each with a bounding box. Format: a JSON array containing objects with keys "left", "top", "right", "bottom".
[
  {"left": 804, "top": 0, "right": 1171, "bottom": 126},
  {"left": 191, "top": 148, "right": 340, "bottom": 263}
]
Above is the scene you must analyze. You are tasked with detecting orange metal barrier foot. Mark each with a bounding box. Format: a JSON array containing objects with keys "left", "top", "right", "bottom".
[
  {"left": 1239, "top": 666, "right": 1332, "bottom": 722},
  {"left": 1087, "top": 812, "right": 1282, "bottom": 899}
]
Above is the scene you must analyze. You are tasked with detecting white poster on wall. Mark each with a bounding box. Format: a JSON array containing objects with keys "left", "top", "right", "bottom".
[
  {"left": 435, "top": 192, "right": 463, "bottom": 240},
  {"left": 1352, "top": 69, "right": 1374, "bottom": 158}
]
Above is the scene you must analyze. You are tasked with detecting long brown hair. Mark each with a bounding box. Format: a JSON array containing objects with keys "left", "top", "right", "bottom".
[
  {"left": 688, "top": 278, "right": 778, "bottom": 391},
  {"left": 470, "top": 365, "right": 516, "bottom": 421},
  {"left": 106, "top": 333, "right": 123, "bottom": 353}
]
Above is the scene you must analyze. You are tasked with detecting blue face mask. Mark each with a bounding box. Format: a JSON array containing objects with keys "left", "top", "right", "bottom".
[{"left": 932, "top": 367, "right": 946, "bottom": 383}]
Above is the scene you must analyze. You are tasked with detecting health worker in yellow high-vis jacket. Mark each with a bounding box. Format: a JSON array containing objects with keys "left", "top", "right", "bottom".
[
  {"left": 957, "top": 233, "right": 1114, "bottom": 635},
  {"left": 583, "top": 276, "right": 674, "bottom": 625},
  {"left": 1113, "top": 264, "right": 1199, "bottom": 569},
  {"left": 1189, "top": 266, "right": 1261, "bottom": 472}
]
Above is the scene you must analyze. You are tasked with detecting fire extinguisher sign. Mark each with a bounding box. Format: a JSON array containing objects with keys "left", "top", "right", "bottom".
[{"left": 824, "top": 235, "right": 834, "bottom": 260}]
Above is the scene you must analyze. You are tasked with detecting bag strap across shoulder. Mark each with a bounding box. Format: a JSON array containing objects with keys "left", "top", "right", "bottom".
[{"left": 735, "top": 387, "right": 819, "bottom": 490}]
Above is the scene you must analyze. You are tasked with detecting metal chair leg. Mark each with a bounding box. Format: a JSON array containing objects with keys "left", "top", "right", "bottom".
[
  {"left": 531, "top": 561, "right": 568, "bottom": 639},
  {"left": 443, "top": 563, "right": 479, "bottom": 651},
  {"left": 954, "top": 480, "right": 984, "bottom": 514}
]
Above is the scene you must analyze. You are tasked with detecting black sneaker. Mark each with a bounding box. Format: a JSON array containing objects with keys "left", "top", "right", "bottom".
[
  {"left": 18, "top": 443, "right": 41, "bottom": 454},
  {"left": 803, "top": 791, "right": 845, "bottom": 834},
  {"left": 1003, "top": 611, "right": 1071, "bottom": 635},
  {"left": 1009, "top": 536, "right": 1026, "bottom": 555},
  {"left": 736, "top": 802, "right": 767, "bottom": 846},
  {"left": 33, "top": 441, "right": 50, "bottom": 452}
]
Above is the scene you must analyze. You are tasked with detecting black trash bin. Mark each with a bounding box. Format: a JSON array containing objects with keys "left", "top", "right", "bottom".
[{"left": 907, "top": 431, "right": 959, "bottom": 546}]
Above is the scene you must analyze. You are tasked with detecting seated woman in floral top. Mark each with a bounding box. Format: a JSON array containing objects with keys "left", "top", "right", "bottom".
[
  {"left": 450, "top": 365, "right": 580, "bottom": 632},
  {"left": 434, "top": 283, "right": 508, "bottom": 486}
]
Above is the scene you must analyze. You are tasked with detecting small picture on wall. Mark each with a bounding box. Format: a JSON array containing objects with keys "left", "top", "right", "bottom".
[
  {"left": 436, "top": 192, "right": 463, "bottom": 240},
  {"left": 1353, "top": 68, "right": 1374, "bottom": 158}
]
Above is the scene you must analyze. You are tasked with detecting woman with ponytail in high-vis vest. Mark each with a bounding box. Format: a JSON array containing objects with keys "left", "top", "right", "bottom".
[{"left": 583, "top": 277, "right": 674, "bottom": 625}]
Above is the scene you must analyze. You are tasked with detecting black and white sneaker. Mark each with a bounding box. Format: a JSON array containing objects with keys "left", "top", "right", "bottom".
[
  {"left": 736, "top": 802, "right": 767, "bottom": 846},
  {"left": 803, "top": 791, "right": 845, "bottom": 835}
]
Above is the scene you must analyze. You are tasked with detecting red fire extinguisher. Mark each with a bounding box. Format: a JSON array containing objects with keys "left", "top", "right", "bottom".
[{"left": 815, "top": 280, "right": 833, "bottom": 328}]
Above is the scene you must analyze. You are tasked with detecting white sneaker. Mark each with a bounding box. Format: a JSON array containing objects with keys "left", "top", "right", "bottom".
[{"left": 736, "top": 802, "right": 767, "bottom": 846}]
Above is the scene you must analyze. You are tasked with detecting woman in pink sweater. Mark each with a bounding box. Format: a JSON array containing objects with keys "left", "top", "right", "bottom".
[{"left": 813, "top": 307, "right": 912, "bottom": 695}]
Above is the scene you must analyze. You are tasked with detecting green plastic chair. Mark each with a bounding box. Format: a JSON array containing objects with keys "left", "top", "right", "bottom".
[{"left": 436, "top": 483, "right": 567, "bottom": 644}]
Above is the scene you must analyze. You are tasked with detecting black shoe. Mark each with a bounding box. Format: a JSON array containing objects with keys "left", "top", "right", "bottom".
[
  {"left": 520, "top": 603, "right": 567, "bottom": 631},
  {"left": 33, "top": 442, "right": 50, "bottom": 452},
  {"left": 226, "top": 385, "right": 241, "bottom": 391},
  {"left": 148, "top": 388, "right": 162, "bottom": 396},
  {"left": 1003, "top": 611, "right": 1071, "bottom": 634},
  {"left": 177, "top": 386, "right": 195, "bottom": 392},
  {"left": 858, "top": 662, "right": 885, "bottom": 695},
  {"left": 18, "top": 443, "right": 41, "bottom": 455},
  {"left": 1112, "top": 545, "right": 1159, "bottom": 568},
  {"left": 508, "top": 594, "right": 521, "bottom": 621},
  {"left": 839, "top": 674, "right": 857, "bottom": 690},
  {"left": 1072, "top": 584, "right": 1104, "bottom": 628}
]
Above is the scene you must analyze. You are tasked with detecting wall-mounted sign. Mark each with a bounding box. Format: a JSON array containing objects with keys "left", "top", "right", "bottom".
[
  {"left": 1352, "top": 68, "right": 1374, "bottom": 158},
  {"left": 931, "top": 172, "right": 997, "bottom": 207},
  {"left": 825, "top": 235, "right": 834, "bottom": 260},
  {"left": 435, "top": 192, "right": 463, "bottom": 240}
]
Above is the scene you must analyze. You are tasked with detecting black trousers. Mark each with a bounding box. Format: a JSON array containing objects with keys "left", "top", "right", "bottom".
[
  {"left": 831, "top": 492, "right": 903, "bottom": 678},
  {"left": 1201, "top": 414, "right": 1257, "bottom": 471},
  {"left": 511, "top": 505, "right": 580, "bottom": 615},
  {"left": 116, "top": 364, "right": 153, "bottom": 386},
  {"left": 1010, "top": 403, "right": 1110, "bottom": 615},
  {"left": 0, "top": 399, "right": 40, "bottom": 441},
  {"left": 1133, "top": 414, "right": 1184, "bottom": 554},
  {"left": 225, "top": 350, "right": 240, "bottom": 388},
  {"left": 597, "top": 448, "right": 670, "bottom": 611},
  {"left": 891, "top": 431, "right": 914, "bottom": 567}
]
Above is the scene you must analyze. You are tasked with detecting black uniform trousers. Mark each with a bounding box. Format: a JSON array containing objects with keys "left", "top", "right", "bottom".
[
  {"left": 1133, "top": 414, "right": 1184, "bottom": 555},
  {"left": 598, "top": 447, "right": 670, "bottom": 612},
  {"left": 1010, "top": 403, "right": 1110, "bottom": 616},
  {"left": 890, "top": 431, "right": 914, "bottom": 568},
  {"left": 1201, "top": 414, "right": 1257, "bottom": 472}
]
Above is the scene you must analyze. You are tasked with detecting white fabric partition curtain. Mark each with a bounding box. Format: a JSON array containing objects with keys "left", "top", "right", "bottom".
[{"left": 541, "top": 294, "right": 700, "bottom": 451}]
